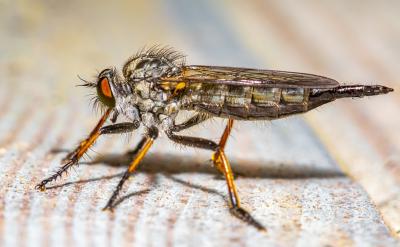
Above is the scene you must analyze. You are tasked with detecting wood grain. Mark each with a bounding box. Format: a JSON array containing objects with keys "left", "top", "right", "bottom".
[{"left": 0, "top": 0, "right": 399, "bottom": 246}]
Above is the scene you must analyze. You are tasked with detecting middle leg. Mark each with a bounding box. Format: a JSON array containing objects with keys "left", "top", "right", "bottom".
[{"left": 103, "top": 126, "right": 158, "bottom": 211}]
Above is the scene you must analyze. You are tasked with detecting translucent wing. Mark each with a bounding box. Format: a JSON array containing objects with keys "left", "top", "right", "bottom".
[{"left": 160, "top": 65, "right": 339, "bottom": 89}]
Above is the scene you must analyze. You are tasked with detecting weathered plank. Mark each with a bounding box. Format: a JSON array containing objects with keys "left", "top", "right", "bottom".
[{"left": 0, "top": 0, "right": 399, "bottom": 246}]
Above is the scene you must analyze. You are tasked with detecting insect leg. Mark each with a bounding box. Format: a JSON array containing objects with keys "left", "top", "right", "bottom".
[
  {"left": 172, "top": 113, "right": 211, "bottom": 132},
  {"left": 103, "top": 127, "right": 158, "bottom": 211},
  {"left": 35, "top": 110, "right": 140, "bottom": 191},
  {"left": 211, "top": 119, "right": 233, "bottom": 174},
  {"left": 100, "top": 121, "right": 140, "bottom": 134},
  {"left": 166, "top": 131, "right": 218, "bottom": 150},
  {"left": 214, "top": 120, "right": 266, "bottom": 231},
  {"left": 166, "top": 121, "right": 266, "bottom": 231},
  {"left": 124, "top": 137, "right": 148, "bottom": 158}
]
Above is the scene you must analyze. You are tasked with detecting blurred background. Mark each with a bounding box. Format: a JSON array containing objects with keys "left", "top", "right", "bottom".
[{"left": 0, "top": 1, "right": 399, "bottom": 246}]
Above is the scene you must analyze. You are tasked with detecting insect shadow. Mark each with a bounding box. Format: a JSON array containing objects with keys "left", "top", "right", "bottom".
[
  {"left": 50, "top": 147, "right": 345, "bottom": 178},
  {"left": 46, "top": 148, "right": 345, "bottom": 208},
  {"left": 88, "top": 151, "right": 344, "bottom": 177}
]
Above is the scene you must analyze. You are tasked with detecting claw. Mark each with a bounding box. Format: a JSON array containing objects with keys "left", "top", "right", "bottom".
[
  {"left": 102, "top": 205, "right": 114, "bottom": 212},
  {"left": 230, "top": 206, "right": 267, "bottom": 232},
  {"left": 35, "top": 184, "right": 46, "bottom": 192}
]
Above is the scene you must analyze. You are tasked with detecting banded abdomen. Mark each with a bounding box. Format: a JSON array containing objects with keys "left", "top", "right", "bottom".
[{"left": 181, "top": 83, "right": 392, "bottom": 120}]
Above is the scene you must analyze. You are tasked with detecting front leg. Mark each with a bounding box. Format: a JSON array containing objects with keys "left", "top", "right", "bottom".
[
  {"left": 100, "top": 121, "right": 140, "bottom": 134},
  {"left": 35, "top": 111, "right": 139, "bottom": 191}
]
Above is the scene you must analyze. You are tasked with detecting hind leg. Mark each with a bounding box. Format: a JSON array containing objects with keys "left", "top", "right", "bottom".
[{"left": 166, "top": 119, "right": 266, "bottom": 231}]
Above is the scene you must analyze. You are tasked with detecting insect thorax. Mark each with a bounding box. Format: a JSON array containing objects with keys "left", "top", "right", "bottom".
[
  {"left": 122, "top": 47, "right": 184, "bottom": 82},
  {"left": 118, "top": 48, "right": 186, "bottom": 129}
]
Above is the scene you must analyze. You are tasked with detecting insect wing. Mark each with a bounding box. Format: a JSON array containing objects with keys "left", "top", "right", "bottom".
[{"left": 161, "top": 65, "right": 339, "bottom": 89}]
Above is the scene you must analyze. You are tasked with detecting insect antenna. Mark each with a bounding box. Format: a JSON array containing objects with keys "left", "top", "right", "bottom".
[{"left": 76, "top": 75, "right": 96, "bottom": 88}]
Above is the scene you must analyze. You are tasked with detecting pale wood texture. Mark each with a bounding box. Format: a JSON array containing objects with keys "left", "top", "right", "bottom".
[{"left": 0, "top": 1, "right": 399, "bottom": 246}]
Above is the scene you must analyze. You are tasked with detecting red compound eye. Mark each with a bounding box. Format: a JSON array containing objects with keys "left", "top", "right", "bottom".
[
  {"left": 97, "top": 76, "right": 115, "bottom": 107},
  {"left": 100, "top": 77, "right": 113, "bottom": 98}
]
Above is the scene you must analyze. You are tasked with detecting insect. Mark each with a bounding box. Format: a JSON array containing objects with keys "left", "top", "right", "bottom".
[{"left": 36, "top": 46, "right": 393, "bottom": 231}]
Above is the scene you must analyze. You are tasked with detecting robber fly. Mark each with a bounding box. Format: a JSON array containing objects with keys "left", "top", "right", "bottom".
[{"left": 36, "top": 46, "right": 393, "bottom": 231}]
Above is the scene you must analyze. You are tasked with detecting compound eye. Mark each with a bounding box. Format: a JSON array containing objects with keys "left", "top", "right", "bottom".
[
  {"left": 97, "top": 77, "right": 116, "bottom": 107},
  {"left": 100, "top": 77, "right": 113, "bottom": 98}
]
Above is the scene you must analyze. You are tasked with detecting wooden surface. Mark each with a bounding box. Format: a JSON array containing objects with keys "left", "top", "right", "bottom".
[{"left": 1, "top": 1, "right": 399, "bottom": 246}]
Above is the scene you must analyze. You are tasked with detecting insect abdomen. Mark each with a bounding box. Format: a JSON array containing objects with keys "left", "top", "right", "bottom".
[
  {"left": 183, "top": 84, "right": 316, "bottom": 120},
  {"left": 183, "top": 83, "right": 393, "bottom": 120}
]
